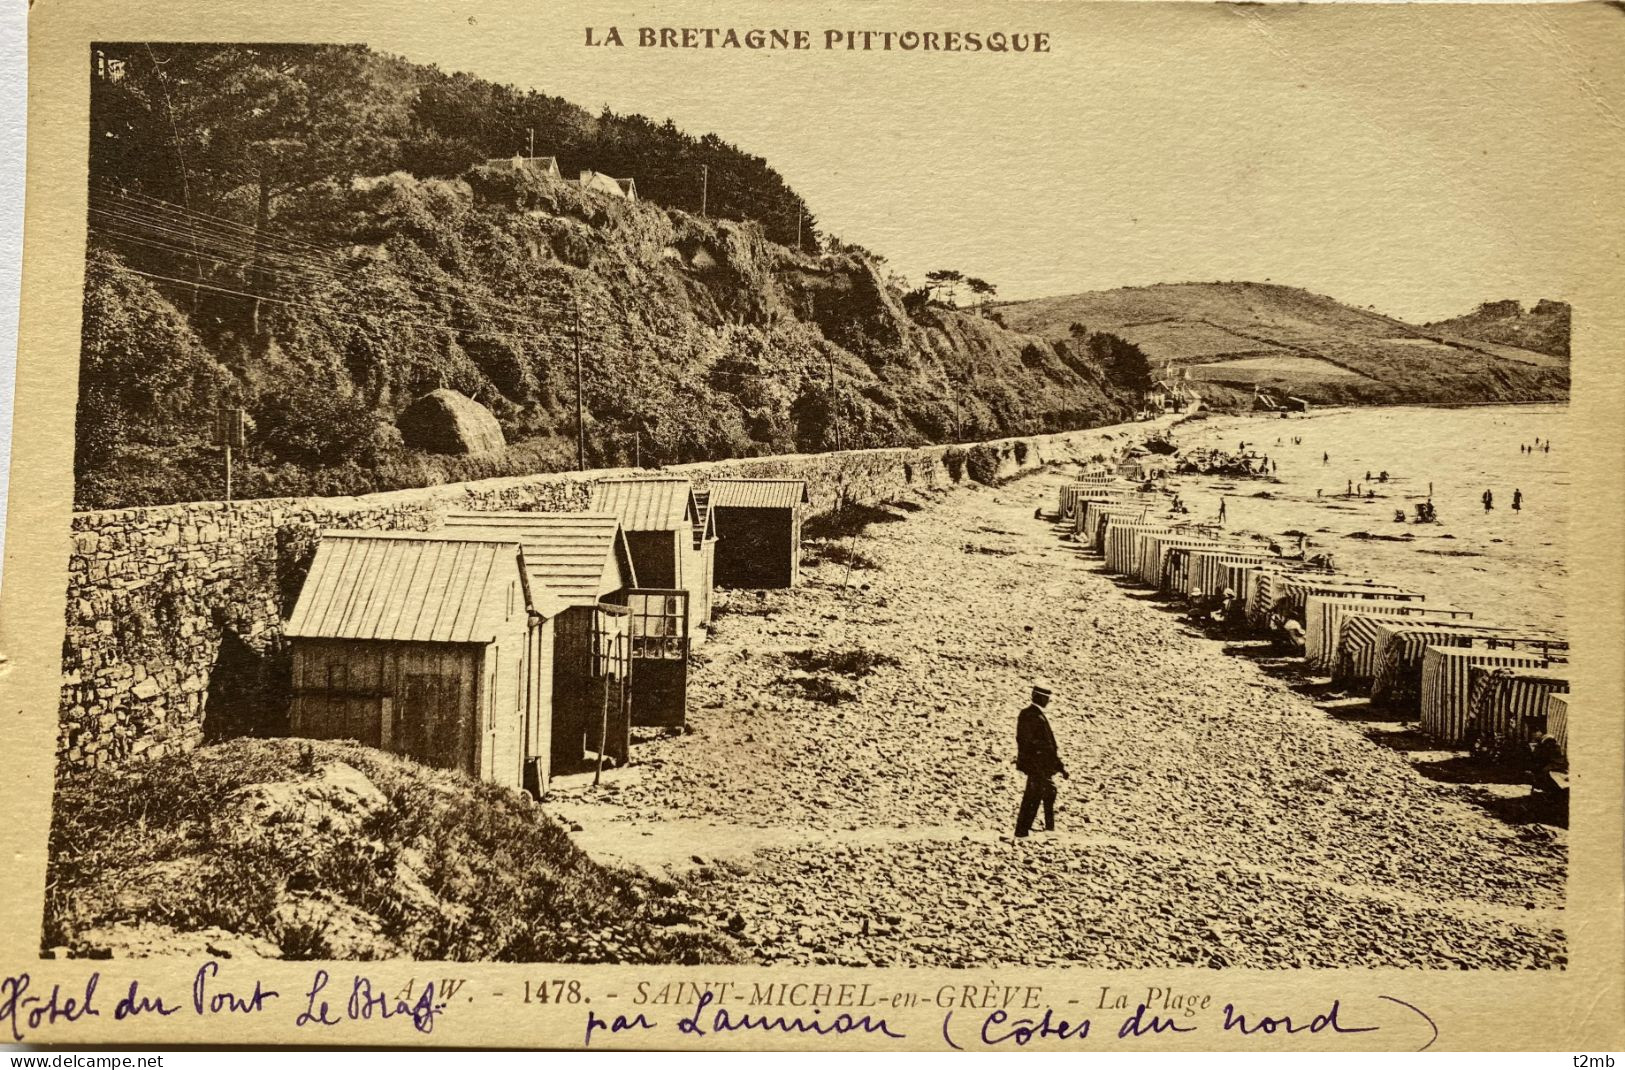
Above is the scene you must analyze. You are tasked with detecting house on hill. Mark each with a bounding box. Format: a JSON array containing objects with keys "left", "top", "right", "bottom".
[
  {"left": 285, "top": 532, "right": 556, "bottom": 795},
  {"left": 442, "top": 512, "right": 638, "bottom": 774},
  {"left": 484, "top": 155, "right": 562, "bottom": 179},
  {"left": 708, "top": 478, "right": 810, "bottom": 589},
  {"left": 1145, "top": 364, "right": 1193, "bottom": 413},
  {"left": 572, "top": 170, "right": 637, "bottom": 199}
]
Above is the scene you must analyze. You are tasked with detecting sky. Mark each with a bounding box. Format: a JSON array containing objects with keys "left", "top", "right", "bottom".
[{"left": 366, "top": 0, "right": 1625, "bottom": 323}]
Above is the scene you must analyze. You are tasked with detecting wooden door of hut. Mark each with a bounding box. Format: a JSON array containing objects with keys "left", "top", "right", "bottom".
[
  {"left": 584, "top": 602, "right": 633, "bottom": 768},
  {"left": 626, "top": 589, "right": 690, "bottom": 727}
]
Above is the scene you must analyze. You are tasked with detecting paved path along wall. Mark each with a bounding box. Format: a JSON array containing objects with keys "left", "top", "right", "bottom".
[{"left": 59, "top": 425, "right": 1145, "bottom": 771}]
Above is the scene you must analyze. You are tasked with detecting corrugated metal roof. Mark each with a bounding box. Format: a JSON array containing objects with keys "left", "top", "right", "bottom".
[
  {"left": 590, "top": 477, "right": 696, "bottom": 532},
  {"left": 286, "top": 532, "right": 521, "bottom": 644},
  {"left": 707, "top": 478, "right": 810, "bottom": 510},
  {"left": 442, "top": 511, "right": 634, "bottom": 607}
]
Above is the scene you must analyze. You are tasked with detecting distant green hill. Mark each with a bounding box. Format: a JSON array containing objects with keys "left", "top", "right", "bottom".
[
  {"left": 994, "top": 282, "right": 1569, "bottom": 407},
  {"left": 1425, "top": 299, "right": 1571, "bottom": 360},
  {"left": 77, "top": 44, "right": 1134, "bottom": 510}
]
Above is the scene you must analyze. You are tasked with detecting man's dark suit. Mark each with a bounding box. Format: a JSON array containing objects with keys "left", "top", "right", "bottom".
[{"left": 1015, "top": 701, "right": 1066, "bottom": 836}]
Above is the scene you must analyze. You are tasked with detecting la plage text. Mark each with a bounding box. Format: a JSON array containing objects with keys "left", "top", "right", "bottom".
[{"left": 585, "top": 27, "right": 1052, "bottom": 53}]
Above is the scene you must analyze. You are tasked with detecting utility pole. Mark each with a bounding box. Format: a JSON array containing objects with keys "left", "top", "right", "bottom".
[
  {"left": 828, "top": 354, "right": 841, "bottom": 453},
  {"left": 214, "top": 405, "right": 244, "bottom": 503},
  {"left": 700, "top": 164, "right": 709, "bottom": 217},
  {"left": 527, "top": 127, "right": 535, "bottom": 158},
  {"left": 796, "top": 208, "right": 802, "bottom": 252},
  {"left": 573, "top": 296, "right": 586, "bottom": 471},
  {"left": 634, "top": 430, "right": 641, "bottom": 468}
]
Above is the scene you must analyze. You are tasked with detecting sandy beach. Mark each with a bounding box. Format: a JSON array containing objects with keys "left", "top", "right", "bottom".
[
  {"left": 549, "top": 462, "right": 1566, "bottom": 970},
  {"left": 1166, "top": 404, "right": 1569, "bottom": 634}
]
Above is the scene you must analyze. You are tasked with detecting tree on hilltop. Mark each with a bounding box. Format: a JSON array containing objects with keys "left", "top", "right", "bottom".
[{"left": 925, "top": 268, "right": 964, "bottom": 307}]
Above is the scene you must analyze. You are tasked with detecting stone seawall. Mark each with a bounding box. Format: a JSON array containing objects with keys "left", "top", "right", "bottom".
[{"left": 60, "top": 426, "right": 1136, "bottom": 771}]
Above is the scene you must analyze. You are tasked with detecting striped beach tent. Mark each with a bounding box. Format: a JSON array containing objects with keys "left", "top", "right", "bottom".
[
  {"left": 1187, "top": 550, "right": 1270, "bottom": 601},
  {"left": 1058, "top": 483, "right": 1125, "bottom": 521},
  {"left": 1164, "top": 545, "right": 1249, "bottom": 596},
  {"left": 1544, "top": 693, "right": 1570, "bottom": 758},
  {"left": 1276, "top": 576, "right": 1420, "bottom": 618},
  {"left": 1331, "top": 606, "right": 1477, "bottom": 689},
  {"left": 1136, "top": 533, "right": 1220, "bottom": 587},
  {"left": 1245, "top": 566, "right": 1322, "bottom": 629},
  {"left": 1078, "top": 500, "right": 1146, "bottom": 545},
  {"left": 1421, "top": 647, "right": 1554, "bottom": 744},
  {"left": 1369, "top": 622, "right": 1545, "bottom": 711},
  {"left": 1303, "top": 596, "right": 1467, "bottom": 673},
  {"left": 1465, "top": 666, "right": 1569, "bottom": 756},
  {"left": 1104, "top": 521, "right": 1172, "bottom": 575}
]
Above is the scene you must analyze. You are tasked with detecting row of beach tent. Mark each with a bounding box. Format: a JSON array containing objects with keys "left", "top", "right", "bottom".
[{"left": 1055, "top": 472, "right": 1572, "bottom": 794}]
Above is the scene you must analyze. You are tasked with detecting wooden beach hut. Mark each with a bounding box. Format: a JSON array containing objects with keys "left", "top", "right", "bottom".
[
  {"left": 442, "top": 511, "right": 638, "bottom": 769},
  {"left": 709, "top": 478, "right": 810, "bottom": 588},
  {"left": 286, "top": 531, "right": 555, "bottom": 793},
  {"left": 591, "top": 476, "right": 716, "bottom": 629},
  {"left": 1421, "top": 647, "right": 1557, "bottom": 745},
  {"left": 1465, "top": 666, "right": 1569, "bottom": 757}
]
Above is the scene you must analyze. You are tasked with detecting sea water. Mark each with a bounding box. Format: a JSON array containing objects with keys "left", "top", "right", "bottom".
[{"left": 1168, "top": 404, "right": 1569, "bottom": 636}]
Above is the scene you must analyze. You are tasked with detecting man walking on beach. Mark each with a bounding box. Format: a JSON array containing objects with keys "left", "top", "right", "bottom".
[
  {"left": 1015, "top": 683, "right": 1068, "bottom": 838},
  {"left": 1483, "top": 488, "right": 1494, "bottom": 512}
]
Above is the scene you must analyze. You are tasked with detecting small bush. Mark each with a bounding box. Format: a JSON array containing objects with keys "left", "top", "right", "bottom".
[
  {"left": 943, "top": 447, "right": 967, "bottom": 482},
  {"left": 965, "top": 444, "right": 1002, "bottom": 485},
  {"left": 785, "top": 648, "right": 900, "bottom": 678},
  {"left": 812, "top": 542, "right": 878, "bottom": 571}
]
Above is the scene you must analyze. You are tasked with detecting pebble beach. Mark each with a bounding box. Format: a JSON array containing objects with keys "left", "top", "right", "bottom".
[{"left": 549, "top": 446, "right": 1567, "bottom": 970}]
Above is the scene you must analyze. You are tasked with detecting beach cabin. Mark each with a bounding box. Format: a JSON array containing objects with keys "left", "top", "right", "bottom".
[
  {"left": 1544, "top": 693, "right": 1570, "bottom": 759},
  {"left": 1465, "top": 666, "right": 1570, "bottom": 757},
  {"left": 1303, "top": 595, "right": 1470, "bottom": 673},
  {"left": 1421, "top": 647, "right": 1558, "bottom": 745},
  {"left": 442, "top": 512, "right": 637, "bottom": 772},
  {"left": 591, "top": 476, "right": 715, "bottom": 624},
  {"left": 1370, "top": 622, "right": 1565, "bottom": 713},
  {"left": 709, "top": 478, "right": 810, "bottom": 588},
  {"left": 285, "top": 532, "right": 554, "bottom": 794}
]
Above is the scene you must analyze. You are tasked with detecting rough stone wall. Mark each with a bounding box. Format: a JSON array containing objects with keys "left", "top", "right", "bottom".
[{"left": 60, "top": 427, "right": 1118, "bottom": 771}]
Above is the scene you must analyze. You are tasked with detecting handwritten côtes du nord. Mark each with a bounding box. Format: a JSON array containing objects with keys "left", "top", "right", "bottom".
[{"left": 585, "top": 27, "right": 1052, "bottom": 53}]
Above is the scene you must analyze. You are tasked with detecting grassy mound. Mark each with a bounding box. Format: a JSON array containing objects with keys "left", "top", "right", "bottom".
[{"left": 45, "top": 737, "right": 740, "bottom": 963}]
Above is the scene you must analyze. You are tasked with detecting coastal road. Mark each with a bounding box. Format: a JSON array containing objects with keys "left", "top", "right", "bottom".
[{"left": 548, "top": 469, "right": 1566, "bottom": 969}]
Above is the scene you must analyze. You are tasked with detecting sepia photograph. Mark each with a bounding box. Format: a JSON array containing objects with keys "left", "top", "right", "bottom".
[{"left": 4, "top": 0, "right": 1624, "bottom": 1052}]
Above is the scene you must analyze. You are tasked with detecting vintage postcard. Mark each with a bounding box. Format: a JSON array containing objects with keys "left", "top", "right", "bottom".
[{"left": 2, "top": 0, "right": 1622, "bottom": 1052}]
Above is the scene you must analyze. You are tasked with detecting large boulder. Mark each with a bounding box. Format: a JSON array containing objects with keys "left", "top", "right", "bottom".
[{"left": 398, "top": 389, "right": 506, "bottom": 455}]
